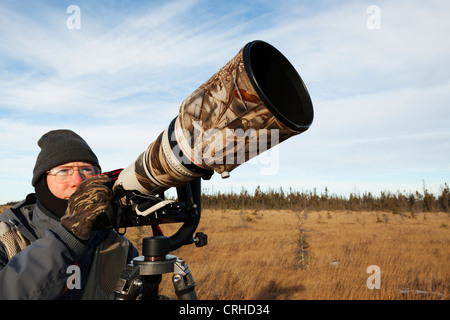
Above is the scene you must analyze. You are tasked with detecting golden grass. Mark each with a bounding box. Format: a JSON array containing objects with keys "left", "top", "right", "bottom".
[
  {"left": 125, "top": 209, "right": 449, "bottom": 300},
  {"left": 2, "top": 203, "right": 447, "bottom": 300},
  {"left": 0, "top": 205, "right": 11, "bottom": 213}
]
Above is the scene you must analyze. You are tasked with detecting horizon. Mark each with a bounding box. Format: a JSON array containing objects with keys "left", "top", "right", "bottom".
[{"left": 4, "top": 180, "right": 448, "bottom": 206}]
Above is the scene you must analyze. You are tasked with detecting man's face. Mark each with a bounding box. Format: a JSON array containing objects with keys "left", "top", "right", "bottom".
[{"left": 46, "top": 162, "right": 100, "bottom": 199}]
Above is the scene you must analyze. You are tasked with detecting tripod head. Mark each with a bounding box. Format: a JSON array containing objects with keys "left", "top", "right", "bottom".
[{"left": 95, "top": 171, "right": 207, "bottom": 253}]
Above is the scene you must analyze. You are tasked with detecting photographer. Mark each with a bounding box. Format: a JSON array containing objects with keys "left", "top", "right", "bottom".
[{"left": 0, "top": 129, "right": 138, "bottom": 299}]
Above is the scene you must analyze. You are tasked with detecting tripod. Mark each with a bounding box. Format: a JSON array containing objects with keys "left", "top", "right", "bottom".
[
  {"left": 113, "top": 235, "right": 206, "bottom": 300},
  {"left": 113, "top": 178, "right": 207, "bottom": 300}
]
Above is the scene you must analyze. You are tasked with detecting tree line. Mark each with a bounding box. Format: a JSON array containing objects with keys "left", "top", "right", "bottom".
[
  {"left": 201, "top": 183, "right": 450, "bottom": 214},
  {"left": 3, "top": 183, "right": 449, "bottom": 215}
]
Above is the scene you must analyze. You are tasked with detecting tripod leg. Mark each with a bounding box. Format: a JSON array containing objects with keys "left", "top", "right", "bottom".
[
  {"left": 114, "top": 264, "right": 142, "bottom": 300},
  {"left": 172, "top": 258, "right": 197, "bottom": 300},
  {"left": 141, "top": 275, "right": 162, "bottom": 300}
]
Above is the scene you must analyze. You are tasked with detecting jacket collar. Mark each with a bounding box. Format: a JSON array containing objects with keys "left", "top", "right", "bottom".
[{"left": 33, "top": 200, "right": 62, "bottom": 238}]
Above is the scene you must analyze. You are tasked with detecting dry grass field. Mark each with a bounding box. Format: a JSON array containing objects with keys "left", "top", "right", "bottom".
[
  {"left": 125, "top": 209, "right": 449, "bottom": 300},
  {"left": 1, "top": 202, "right": 448, "bottom": 300},
  {"left": 0, "top": 205, "right": 11, "bottom": 214}
]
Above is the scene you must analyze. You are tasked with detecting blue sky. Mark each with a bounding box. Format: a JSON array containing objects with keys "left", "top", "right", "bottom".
[{"left": 1, "top": 0, "right": 449, "bottom": 203}]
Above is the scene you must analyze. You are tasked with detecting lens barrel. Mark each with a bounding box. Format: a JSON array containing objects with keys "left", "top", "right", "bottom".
[{"left": 114, "top": 40, "right": 313, "bottom": 195}]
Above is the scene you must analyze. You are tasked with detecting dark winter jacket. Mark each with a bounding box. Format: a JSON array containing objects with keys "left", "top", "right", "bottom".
[{"left": 0, "top": 194, "right": 138, "bottom": 299}]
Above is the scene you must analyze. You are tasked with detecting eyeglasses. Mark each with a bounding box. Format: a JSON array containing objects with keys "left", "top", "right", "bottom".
[{"left": 47, "top": 165, "right": 100, "bottom": 184}]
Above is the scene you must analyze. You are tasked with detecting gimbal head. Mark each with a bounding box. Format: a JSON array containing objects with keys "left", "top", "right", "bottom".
[{"left": 95, "top": 174, "right": 207, "bottom": 252}]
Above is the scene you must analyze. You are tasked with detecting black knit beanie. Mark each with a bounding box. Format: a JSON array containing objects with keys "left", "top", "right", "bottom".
[{"left": 32, "top": 129, "right": 101, "bottom": 187}]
